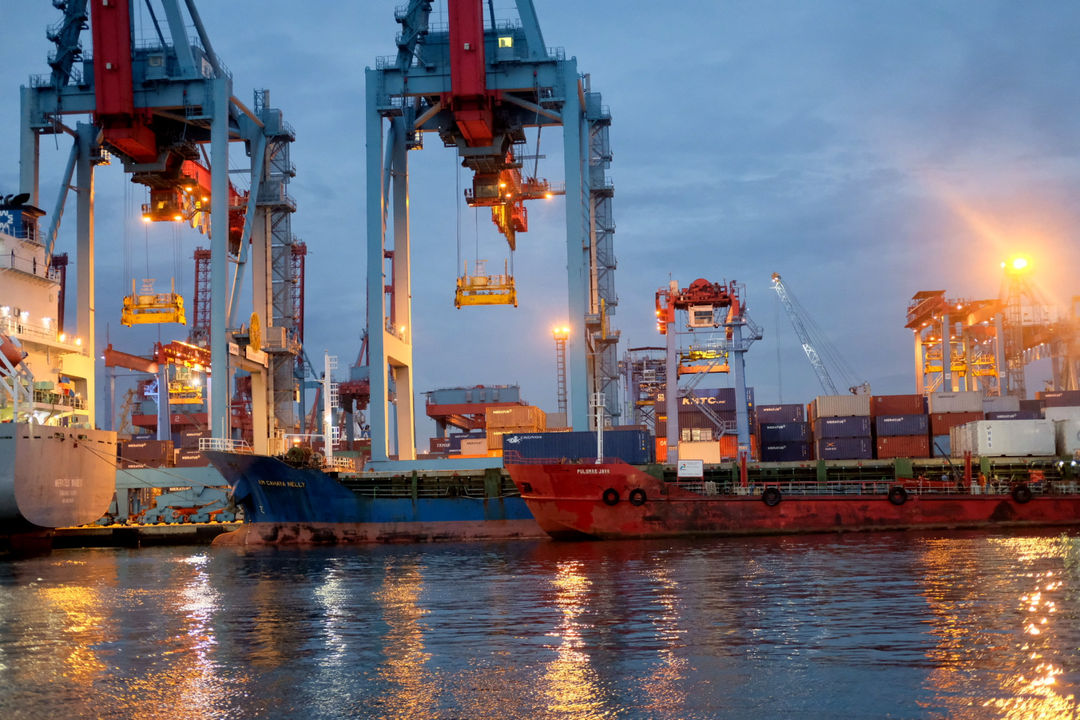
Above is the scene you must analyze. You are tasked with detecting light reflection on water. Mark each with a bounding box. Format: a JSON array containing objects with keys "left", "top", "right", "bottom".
[{"left": 0, "top": 531, "right": 1077, "bottom": 719}]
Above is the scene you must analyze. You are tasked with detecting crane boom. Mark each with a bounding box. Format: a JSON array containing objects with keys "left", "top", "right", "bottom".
[{"left": 770, "top": 273, "right": 840, "bottom": 396}]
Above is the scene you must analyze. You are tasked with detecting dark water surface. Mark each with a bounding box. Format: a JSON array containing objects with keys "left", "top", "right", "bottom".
[{"left": 2, "top": 530, "right": 1079, "bottom": 719}]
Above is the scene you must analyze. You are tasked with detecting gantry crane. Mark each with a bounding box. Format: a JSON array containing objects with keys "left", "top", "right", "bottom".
[
  {"left": 20, "top": 1, "right": 302, "bottom": 450},
  {"left": 366, "top": 0, "right": 619, "bottom": 465},
  {"left": 771, "top": 272, "right": 869, "bottom": 396},
  {"left": 656, "top": 278, "right": 762, "bottom": 464}
]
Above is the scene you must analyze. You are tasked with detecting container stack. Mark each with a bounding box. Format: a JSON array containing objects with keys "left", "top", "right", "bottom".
[
  {"left": 118, "top": 437, "right": 174, "bottom": 469},
  {"left": 656, "top": 387, "right": 755, "bottom": 443},
  {"left": 811, "top": 395, "right": 873, "bottom": 460},
  {"left": 502, "top": 429, "right": 653, "bottom": 464},
  {"left": 486, "top": 405, "right": 546, "bottom": 454},
  {"left": 174, "top": 428, "right": 210, "bottom": 467},
  {"left": 928, "top": 391, "right": 983, "bottom": 457},
  {"left": 757, "top": 403, "right": 810, "bottom": 461},
  {"left": 872, "top": 393, "right": 930, "bottom": 459}
]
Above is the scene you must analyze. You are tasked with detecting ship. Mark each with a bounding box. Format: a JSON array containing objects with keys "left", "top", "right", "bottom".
[
  {"left": 0, "top": 194, "right": 117, "bottom": 551},
  {"left": 506, "top": 456, "right": 1080, "bottom": 540},
  {"left": 203, "top": 446, "right": 542, "bottom": 545}
]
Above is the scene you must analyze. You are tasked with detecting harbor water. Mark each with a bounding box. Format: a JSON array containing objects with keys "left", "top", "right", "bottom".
[{"left": 1, "top": 531, "right": 1079, "bottom": 719}]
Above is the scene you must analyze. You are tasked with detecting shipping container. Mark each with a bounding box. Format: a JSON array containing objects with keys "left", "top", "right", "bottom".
[
  {"left": 928, "top": 391, "right": 983, "bottom": 414},
  {"left": 1044, "top": 406, "right": 1080, "bottom": 423},
  {"left": 816, "top": 437, "right": 873, "bottom": 460},
  {"left": 931, "top": 434, "right": 951, "bottom": 457},
  {"left": 870, "top": 394, "right": 925, "bottom": 417},
  {"left": 447, "top": 431, "right": 485, "bottom": 452},
  {"left": 930, "top": 411, "right": 983, "bottom": 436},
  {"left": 656, "top": 437, "right": 668, "bottom": 463},
  {"left": 985, "top": 410, "right": 1039, "bottom": 420},
  {"left": 429, "top": 437, "right": 452, "bottom": 452},
  {"left": 460, "top": 437, "right": 488, "bottom": 455},
  {"left": 875, "top": 435, "right": 931, "bottom": 459},
  {"left": 1039, "top": 390, "right": 1080, "bottom": 407},
  {"left": 759, "top": 422, "right": 810, "bottom": 442},
  {"left": 718, "top": 435, "right": 758, "bottom": 459},
  {"left": 501, "top": 429, "right": 654, "bottom": 465},
  {"left": 658, "top": 386, "right": 755, "bottom": 409},
  {"left": 815, "top": 415, "right": 872, "bottom": 438},
  {"left": 982, "top": 395, "right": 1021, "bottom": 413},
  {"left": 678, "top": 441, "right": 722, "bottom": 464},
  {"left": 1055, "top": 419, "right": 1080, "bottom": 456},
  {"left": 1019, "top": 399, "right": 1043, "bottom": 414},
  {"left": 952, "top": 420, "right": 1055, "bottom": 457},
  {"left": 874, "top": 414, "right": 929, "bottom": 437},
  {"left": 812, "top": 394, "right": 871, "bottom": 418},
  {"left": 485, "top": 405, "right": 546, "bottom": 430},
  {"left": 756, "top": 403, "right": 805, "bottom": 423},
  {"left": 760, "top": 442, "right": 811, "bottom": 462},
  {"left": 174, "top": 449, "right": 208, "bottom": 468}
]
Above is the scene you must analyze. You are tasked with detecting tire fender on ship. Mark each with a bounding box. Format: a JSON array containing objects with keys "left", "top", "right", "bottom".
[
  {"left": 602, "top": 488, "right": 620, "bottom": 506},
  {"left": 629, "top": 488, "right": 647, "bottom": 506},
  {"left": 888, "top": 486, "right": 908, "bottom": 506},
  {"left": 761, "top": 487, "right": 781, "bottom": 507},
  {"left": 1012, "top": 484, "right": 1033, "bottom": 504}
]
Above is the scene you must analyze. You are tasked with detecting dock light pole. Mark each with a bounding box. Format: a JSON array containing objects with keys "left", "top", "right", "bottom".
[{"left": 553, "top": 325, "right": 570, "bottom": 417}]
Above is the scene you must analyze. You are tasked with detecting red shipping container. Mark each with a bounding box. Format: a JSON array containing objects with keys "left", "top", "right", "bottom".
[
  {"left": 930, "top": 411, "right": 983, "bottom": 436},
  {"left": 871, "top": 394, "right": 925, "bottom": 417},
  {"left": 875, "top": 435, "right": 931, "bottom": 459},
  {"left": 656, "top": 437, "right": 668, "bottom": 463}
]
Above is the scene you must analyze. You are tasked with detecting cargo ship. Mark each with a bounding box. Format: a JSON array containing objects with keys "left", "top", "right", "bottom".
[
  {"left": 203, "top": 446, "right": 541, "bottom": 545},
  {"left": 504, "top": 411, "right": 1080, "bottom": 540},
  {"left": 0, "top": 195, "right": 117, "bottom": 550}
]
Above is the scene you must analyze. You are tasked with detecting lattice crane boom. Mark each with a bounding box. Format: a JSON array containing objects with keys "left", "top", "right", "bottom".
[{"left": 771, "top": 272, "right": 840, "bottom": 396}]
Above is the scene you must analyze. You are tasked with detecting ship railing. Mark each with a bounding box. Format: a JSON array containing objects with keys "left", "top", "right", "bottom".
[
  {"left": 676, "top": 476, "right": 1061, "bottom": 498},
  {"left": 324, "top": 457, "right": 356, "bottom": 472},
  {"left": 198, "top": 437, "right": 253, "bottom": 454}
]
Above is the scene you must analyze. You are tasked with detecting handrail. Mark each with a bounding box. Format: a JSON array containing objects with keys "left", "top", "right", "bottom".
[{"left": 198, "top": 437, "right": 253, "bottom": 454}]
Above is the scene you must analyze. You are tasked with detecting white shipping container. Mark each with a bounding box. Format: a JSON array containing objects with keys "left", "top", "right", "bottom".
[
  {"left": 1044, "top": 406, "right": 1080, "bottom": 423},
  {"left": 929, "top": 391, "right": 983, "bottom": 414},
  {"left": 678, "top": 440, "right": 722, "bottom": 464},
  {"left": 982, "top": 395, "right": 1020, "bottom": 413},
  {"left": 812, "top": 394, "right": 871, "bottom": 418},
  {"left": 959, "top": 420, "right": 1055, "bottom": 457},
  {"left": 1055, "top": 420, "right": 1080, "bottom": 456}
]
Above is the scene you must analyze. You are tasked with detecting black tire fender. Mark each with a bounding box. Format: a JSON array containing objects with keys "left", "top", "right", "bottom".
[
  {"left": 629, "top": 488, "right": 647, "bottom": 506},
  {"left": 888, "top": 486, "right": 908, "bottom": 506},
  {"left": 762, "top": 487, "right": 782, "bottom": 507},
  {"left": 602, "top": 488, "right": 620, "bottom": 506},
  {"left": 1012, "top": 484, "right": 1033, "bottom": 504}
]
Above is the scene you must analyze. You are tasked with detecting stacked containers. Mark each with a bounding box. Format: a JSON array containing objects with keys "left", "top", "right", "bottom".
[
  {"left": 485, "top": 405, "right": 546, "bottom": 452},
  {"left": 757, "top": 403, "right": 810, "bottom": 461},
  {"left": 950, "top": 419, "right": 1055, "bottom": 457},
  {"left": 929, "top": 391, "right": 983, "bottom": 455},
  {"left": 174, "top": 428, "right": 210, "bottom": 467},
  {"left": 118, "top": 438, "right": 174, "bottom": 468},
  {"left": 657, "top": 387, "right": 755, "bottom": 447},
  {"left": 812, "top": 395, "right": 873, "bottom": 460},
  {"left": 870, "top": 394, "right": 929, "bottom": 459}
]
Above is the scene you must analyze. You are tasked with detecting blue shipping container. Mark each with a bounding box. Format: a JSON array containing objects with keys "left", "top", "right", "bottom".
[
  {"left": 816, "top": 437, "right": 873, "bottom": 460},
  {"left": 931, "top": 434, "right": 951, "bottom": 457},
  {"left": 502, "top": 429, "right": 654, "bottom": 465},
  {"left": 760, "top": 442, "right": 811, "bottom": 462},
  {"left": 986, "top": 411, "right": 1039, "bottom": 420},
  {"left": 756, "top": 403, "right": 805, "bottom": 423},
  {"left": 815, "top": 416, "right": 872, "bottom": 439},
  {"left": 759, "top": 422, "right": 810, "bottom": 443},
  {"left": 657, "top": 387, "right": 755, "bottom": 410},
  {"left": 874, "top": 414, "right": 929, "bottom": 437}
]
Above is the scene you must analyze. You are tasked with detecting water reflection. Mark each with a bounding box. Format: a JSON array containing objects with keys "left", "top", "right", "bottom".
[
  {"left": 919, "top": 534, "right": 1080, "bottom": 718},
  {"left": 373, "top": 558, "right": 433, "bottom": 720},
  {"left": 541, "top": 559, "right": 606, "bottom": 717}
]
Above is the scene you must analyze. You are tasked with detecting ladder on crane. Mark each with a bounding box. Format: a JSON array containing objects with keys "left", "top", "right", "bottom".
[{"left": 770, "top": 272, "right": 869, "bottom": 396}]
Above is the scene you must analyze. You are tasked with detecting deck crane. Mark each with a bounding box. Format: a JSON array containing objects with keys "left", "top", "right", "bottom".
[{"left": 770, "top": 273, "right": 869, "bottom": 396}]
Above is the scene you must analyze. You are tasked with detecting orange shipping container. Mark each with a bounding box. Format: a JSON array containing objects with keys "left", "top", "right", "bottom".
[
  {"left": 485, "top": 405, "right": 547, "bottom": 430},
  {"left": 656, "top": 437, "right": 668, "bottom": 463},
  {"left": 718, "top": 435, "right": 759, "bottom": 460}
]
